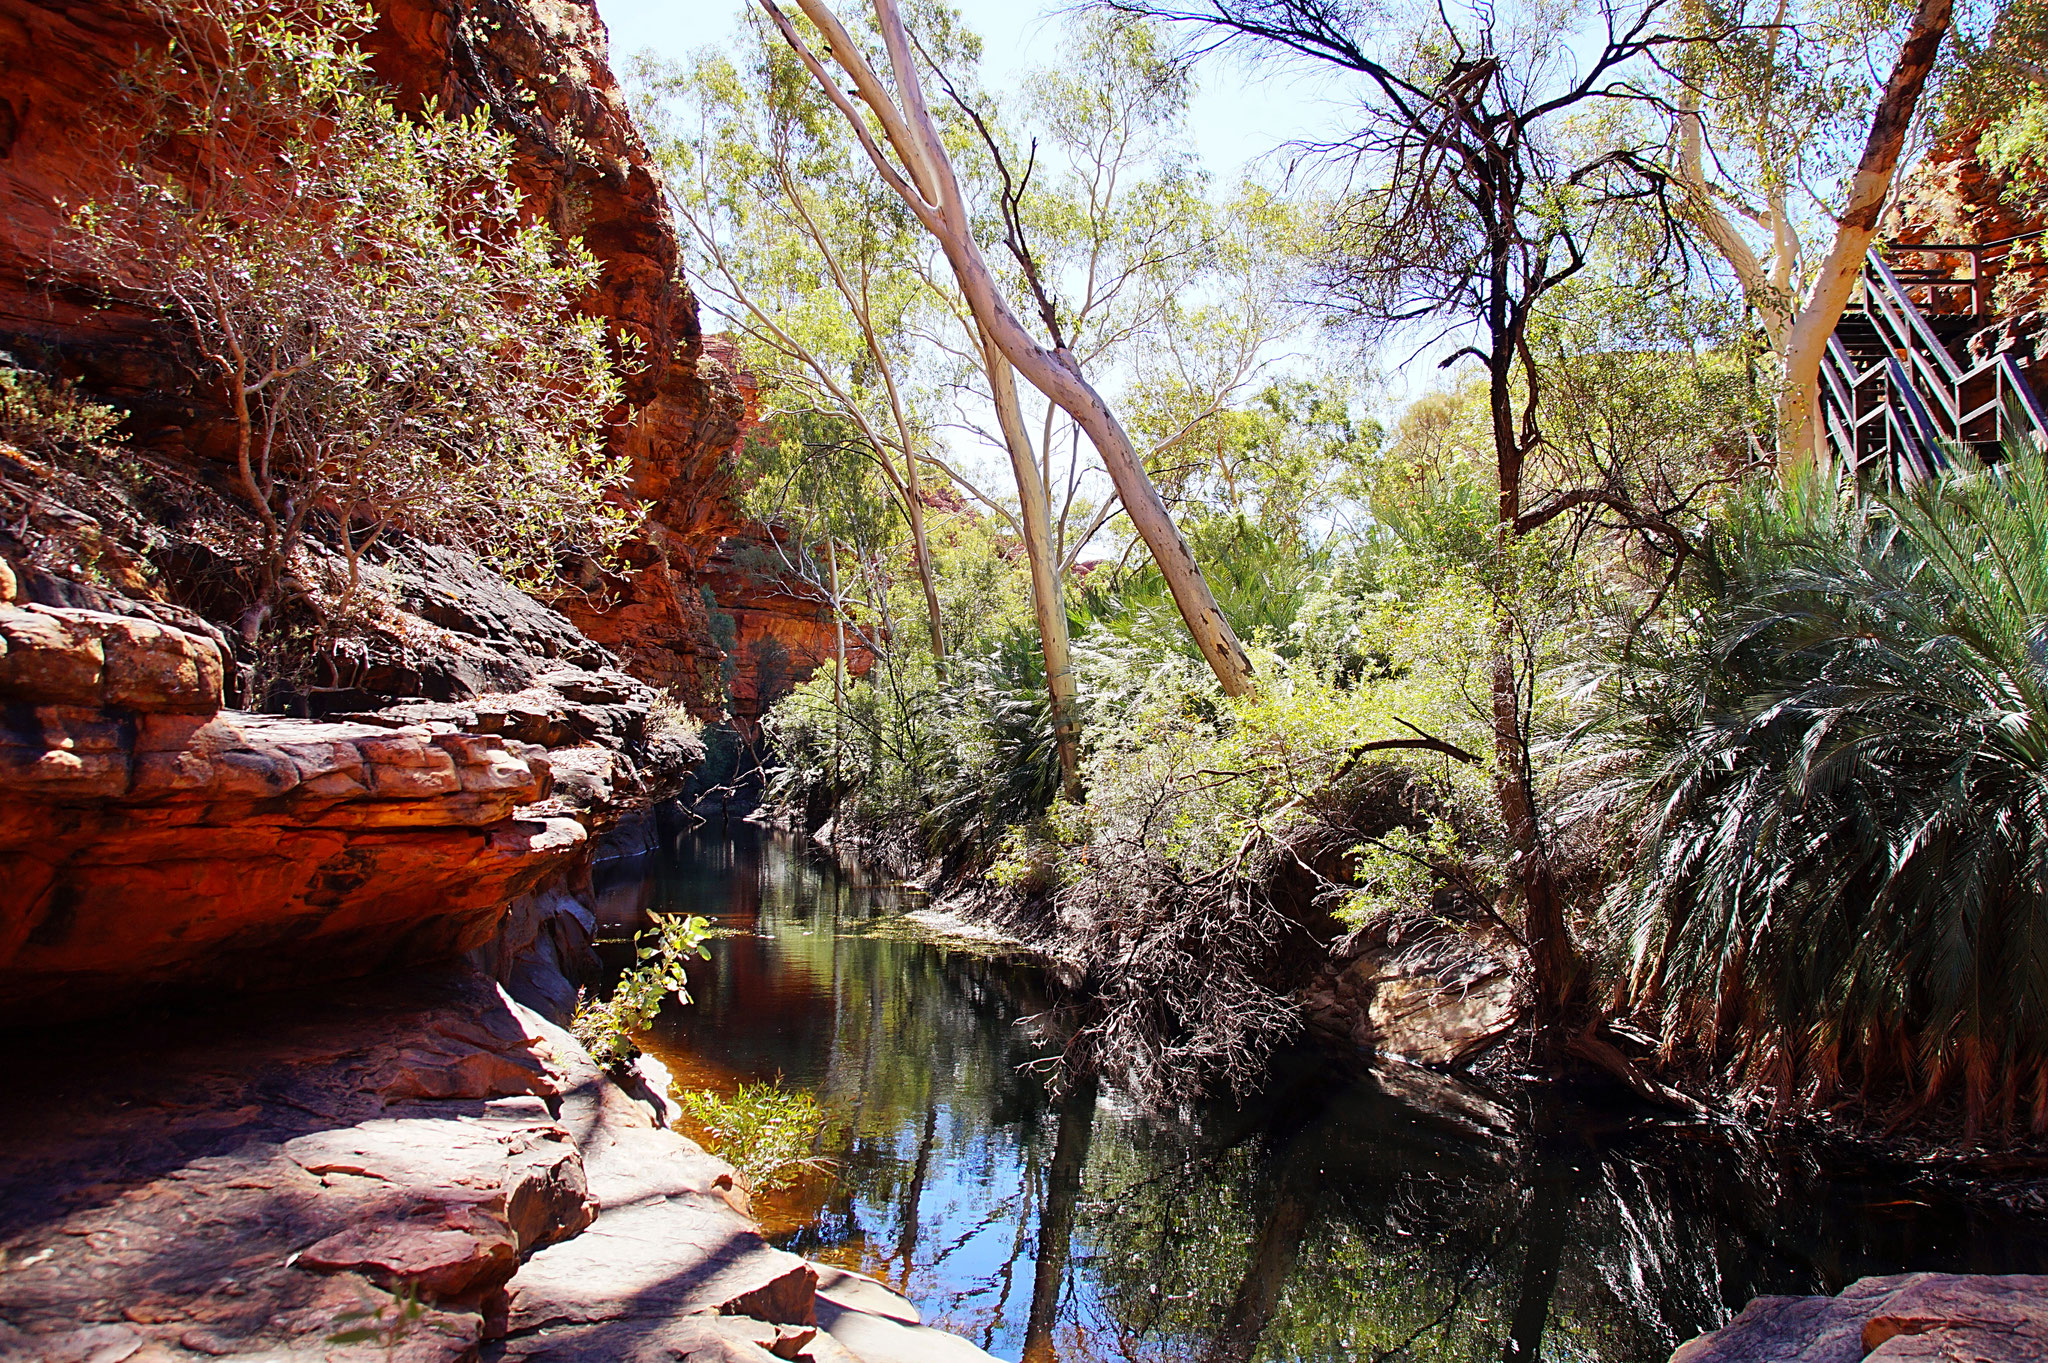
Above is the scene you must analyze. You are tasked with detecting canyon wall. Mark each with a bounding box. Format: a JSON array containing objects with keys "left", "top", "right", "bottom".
[
  {"left": 0, "top": 0, "right": 849, "bottom": 1017},
  {"left": 0, "top": 0, "right": 841, "bottom": 721}
]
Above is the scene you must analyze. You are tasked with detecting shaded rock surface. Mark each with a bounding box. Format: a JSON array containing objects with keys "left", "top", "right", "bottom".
[
  {"left": 0, "top": 964, "right": 994, "bottom": 1363},
  {"left": 1672, "top": 1272, "right": 2048, "bottom": 1362},
  {"left": 0, "top": 576, "right": 708, "bottom": 1022},
  {"left": 1300, "top": 925, "right": 1519, "bottom": 1068}
]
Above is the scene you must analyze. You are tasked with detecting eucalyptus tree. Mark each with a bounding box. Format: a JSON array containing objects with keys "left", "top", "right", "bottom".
[
  {"left": 1099, "top": 0, "right": 1717, "bottom": 1043},
  {"left": 1661, "top": 0, "right": 1956, "bottom": 471},
  {"left": 642, "top": 10, "right": 1092, "bottom": 791},
  {"left": 639, "top": 27, "right": 957, "bottom": 667},
  {"left": 918, "top": 16, "right": 1320, "bottom": 790},
  {"left": 757, "top": 0, "right": 1261, "bottom": 698},
  {"left": 658, "top": 9, "right": 1315, "bottom": 796}
]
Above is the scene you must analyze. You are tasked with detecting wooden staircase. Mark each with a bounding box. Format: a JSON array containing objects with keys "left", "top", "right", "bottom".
[{"left": 1819, "top": 233, "right": 2048, "bottom": 483}]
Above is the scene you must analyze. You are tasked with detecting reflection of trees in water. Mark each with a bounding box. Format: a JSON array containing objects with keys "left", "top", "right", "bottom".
[
  {"left": 642, "top": 831, "right": 2048, "bottom": 1363},
  {"left": 1071, "top": 1078, "right": 1830, "bottom": 1363},
  {"left": 1025, "top": 1073, "right": 1100, "bottom": 1363}
]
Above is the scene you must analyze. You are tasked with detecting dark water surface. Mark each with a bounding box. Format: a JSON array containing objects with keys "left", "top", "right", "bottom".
[{"left": 598, "top": 825, "right": 2048, "bottom": 1363}]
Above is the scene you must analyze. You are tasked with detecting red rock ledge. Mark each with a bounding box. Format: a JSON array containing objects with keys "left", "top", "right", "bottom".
[
  {"left": 0, "top": 597, "right": 585, "bottom": 1021},
  {"left": 1673, "top": 1273, "right": 2048, "bottom": 1362}
]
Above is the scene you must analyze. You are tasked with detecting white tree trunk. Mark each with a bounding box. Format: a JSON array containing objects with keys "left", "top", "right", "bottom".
[
  {"left": 1672, "top": 0, "right": 1954, "bottom": 476},
  {"left": 763, "top": 0, "right": 1257, "bottom": 696},
  {"left": 982, "top": 326, "right": 1084, "bottom": 800}
]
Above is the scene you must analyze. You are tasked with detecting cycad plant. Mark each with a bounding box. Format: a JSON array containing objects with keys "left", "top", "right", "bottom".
[
  {"left": 925, "top": 629, "right": 1067, "bottom": 862},
  {"left": 1076, "top": 514, "right": 1331, "bottom": 661},
  {"left": 1614, "top": 450, "right": 2048, "bottom": 1139}
]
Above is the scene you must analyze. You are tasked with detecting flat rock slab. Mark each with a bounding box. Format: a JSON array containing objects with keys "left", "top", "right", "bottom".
[
  {"left": 0, "top": 964, "right": 1001, "bottom": 1363},
  {"left": 813, "top": 1299, "right": 1004, "bottom": 1363},
  {"left": 815, "top": 1266, "right": 920, "bottom": 1327},
  {"left": 1673, "top": 1273, "right": 2048, "bottom": 1363},
  {"left": 0, "top": 969, "right": 595, "bottom": 1360},
  {"left": 504, "top": 1192, "right": 820, "bottom": 1335}
]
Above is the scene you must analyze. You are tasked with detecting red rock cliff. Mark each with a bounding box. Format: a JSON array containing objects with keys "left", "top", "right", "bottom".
[{"left": 0, "top": 0, "right": 844, "bottom": 719}]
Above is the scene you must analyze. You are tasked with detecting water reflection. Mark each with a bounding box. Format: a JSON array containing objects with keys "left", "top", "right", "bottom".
[{"left": 604, "top": 825, "right": 2048, "bottom": 1363}]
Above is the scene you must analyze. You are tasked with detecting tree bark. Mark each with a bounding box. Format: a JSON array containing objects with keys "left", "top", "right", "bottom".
[
  {"left": 1778, "top": 0, "right": 1952, "bottom": 472},
  {"left": 983, "top": 327, "right": 1085, "bottom": 801},
  {"left": 901, "top": 458, "right": 949, "bottom": 673},
  {"left": 763, "top": 0, "right": 1258, "bottom": 696},
  {"left": 1488, "top": 276, "right": 1585, "bottom": 1034},
  {"left": 829, "top": 536, "right": 845, "bottom": 835},
  {"left": 1673, "top": 0, "right": 1954, "bottom": 475}
]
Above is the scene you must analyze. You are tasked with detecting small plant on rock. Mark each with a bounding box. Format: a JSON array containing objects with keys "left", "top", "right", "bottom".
[
  {"left": 678, "top": 1081, "right": 831, "bottom": 1191},
  {"left": 572, "top": 914, "right": 711, "bottom": 1072},
  {"left": 0, "top": 364, "right": 126, "bottom": 455}
]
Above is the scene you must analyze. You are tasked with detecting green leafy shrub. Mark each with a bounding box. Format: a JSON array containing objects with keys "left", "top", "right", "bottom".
[
  {"left": 678, "top": 1081, "right": 830, "bottom": 1191},
  {"left": 572, "top": 914, "right": 711, "bottom": 1072},
  {"left": 71, "top": 0, "right": 636, "bottom": 639},
  {"left": 0, "top": 366, "right": 126, "bottom": 454}
]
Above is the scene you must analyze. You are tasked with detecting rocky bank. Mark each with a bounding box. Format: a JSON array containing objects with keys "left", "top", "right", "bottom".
[
  {"left": 0, "top": 963, "right": 999, "bottom": 1363},
  {"left": 0, "top": 0, "right": 855, "bottom": 1011},
  {"left": 1672, "top": 1274, "right": 2048, "bottom": 1362},
  {"left": 0, "top": 0, "right": 991, "bottom": 1357}
]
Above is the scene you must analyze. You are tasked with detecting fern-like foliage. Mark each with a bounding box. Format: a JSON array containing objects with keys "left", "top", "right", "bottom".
[{"left": 924, "top": 629, "right": 1068, "bottom": 859}]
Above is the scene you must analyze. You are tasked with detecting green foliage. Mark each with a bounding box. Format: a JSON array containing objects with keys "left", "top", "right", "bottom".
[
  {"left": 72, "top": 0, "right": 634, "bottom": 629},
  {"left": 678, "top": 1080, "right": 829, "bottom": 1190},
  {"left": 324, "top": 1281, "right": 426, "bottom": 1352},
  {"left": 1936, "top": 0, "right": 2048, "bottom": 224},
  {"left": 0, "top": 365, "right": 126, "bottom": 454},
  {"left": 1607, "top": 449, "right": 2048, "bottom": 1136},
  {"left": 1078, "top": 516, "right": 1333, "bottom": 662},
  {"left": 573, "top": 915, "right": 712, "bottom": 1072},
  {"left": 925, "top": 630, "right": 1069, "bottom": 854},
  {"left": 766, "top": 619, "right": 1066, "bottom": 872},
  {"left": 1340, "top": 816, "right": 1465, "bottom": 929}
]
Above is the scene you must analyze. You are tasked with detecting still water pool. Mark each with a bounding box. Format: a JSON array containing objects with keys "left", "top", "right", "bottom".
[{"left": 596, "top": 824, "right": 2048, "bottom": 1363}]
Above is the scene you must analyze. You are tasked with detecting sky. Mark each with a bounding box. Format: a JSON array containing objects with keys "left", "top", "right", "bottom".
[{"left": 592, "top": 0, "right": 1356, "bottom": 185}]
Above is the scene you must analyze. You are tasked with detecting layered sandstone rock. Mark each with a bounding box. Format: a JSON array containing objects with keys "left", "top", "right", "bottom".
[
  {"left": 698, "top": 527, "right": 879, "bottom": 728},
  {"left": 0, "top": 597, "right": 592, "bottom": 1020},
  {"left": 1884, "top": 123, "right": 2045, "bottom": 255},
  {"left": 1883, "top": 125, "right": 2048, "bottom": 377},
  {"left": 0, "top": 0, "right": 861, "bottom": 722},
  {"left": 0, "top": 555, "right": 714, "bottom": 1022},
  {"left": 1300, "top": 924, "right": 1521, "bottom": 1068}
]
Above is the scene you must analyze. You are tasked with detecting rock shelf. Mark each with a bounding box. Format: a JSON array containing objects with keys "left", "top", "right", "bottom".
[{"left": 0, "top": 965, "right": 998, "bottom": 1363}]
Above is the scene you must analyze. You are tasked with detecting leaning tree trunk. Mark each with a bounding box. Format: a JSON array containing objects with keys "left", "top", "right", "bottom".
[
  {"left": 1672, "top": 0, "right": 1954, "bottom": 475},
  {"left": 761, "top": 0, "right": 1257, "bottom": 697},
  {"left": 983, "top": 327, "right": 1084, "bottom": 800},
  {"left": 1775, "top": 0, "right": 1952, "bottom": 473}
]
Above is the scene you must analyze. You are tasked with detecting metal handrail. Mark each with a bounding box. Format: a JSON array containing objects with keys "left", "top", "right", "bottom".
[
  {"left": 1820, "top": 241, "right": 2048, "bottom": 482},
  {"left": 1882, "top": 229, "right": 2048, "bottom": 315},
  {"left": 1866, "top": 252, "right": 1964, "bottom": 385}
]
